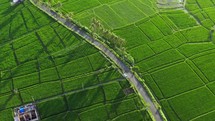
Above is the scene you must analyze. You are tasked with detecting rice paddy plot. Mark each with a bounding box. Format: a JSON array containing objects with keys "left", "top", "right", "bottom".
[
  {"left": 165, "top": 87, "right": 215, "bottom": 121},
  {"left": 151, "top": 62, "right": 204, "bottom": 98}
]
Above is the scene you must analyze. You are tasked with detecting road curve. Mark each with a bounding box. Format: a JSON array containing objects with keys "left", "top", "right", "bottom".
[{"left": 30, "top": 1, "right": 164, "bottom": 120}]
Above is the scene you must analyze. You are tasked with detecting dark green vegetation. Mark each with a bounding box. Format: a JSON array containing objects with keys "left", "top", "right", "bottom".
[
  {"left": 0, "top": 0, "right": 152, "bottom": 121},
  {"left": 43, "top": 0, "right": 215, "bottom": 120}
]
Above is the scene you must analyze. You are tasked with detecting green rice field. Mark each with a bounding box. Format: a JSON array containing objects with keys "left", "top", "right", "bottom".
[
  {"left": 39, "top": 0, "right": 215, "bottom": 120},
  {"left": 1, "top": 0, "right": 215, "bottom": 120}
]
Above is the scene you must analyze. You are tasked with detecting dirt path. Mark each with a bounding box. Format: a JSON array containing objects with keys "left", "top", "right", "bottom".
[{"left": 30, "top": 0, "right": 164, "bottom": 120}]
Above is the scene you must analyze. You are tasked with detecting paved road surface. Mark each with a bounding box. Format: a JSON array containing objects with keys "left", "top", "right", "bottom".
[{"left": 30, "top": 1, "right": 164, "bottom": 120}]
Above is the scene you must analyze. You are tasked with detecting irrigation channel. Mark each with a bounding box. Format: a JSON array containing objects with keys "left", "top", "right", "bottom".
[{"left": 30, "top": 0, "right": 164, "bottom": 120}]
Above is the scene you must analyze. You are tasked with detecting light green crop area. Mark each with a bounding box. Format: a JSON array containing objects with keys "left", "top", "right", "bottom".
[
  {"left": 0, "top": 0, "right": 151, "bottom": 121},
  {"left": 41, "top": 0, "right": 215, "bottom": 120}
]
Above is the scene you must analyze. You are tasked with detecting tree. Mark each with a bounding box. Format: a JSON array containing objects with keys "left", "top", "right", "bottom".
[
  {"left": 90, "top": 18, "right": 126, "bottom": 51},
  {"left": 52, "top": 1, "right": 62, "bottom": 11}
]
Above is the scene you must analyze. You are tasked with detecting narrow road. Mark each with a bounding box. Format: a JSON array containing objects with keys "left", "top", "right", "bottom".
[{"left": 30, "top": 0, "right": 164, "bottom": 120}]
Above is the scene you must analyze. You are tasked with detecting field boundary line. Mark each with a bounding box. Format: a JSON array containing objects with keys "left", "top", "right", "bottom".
[
  {"left": 159, "top": 86, "right": 207, "bottom": 101},
  {"left": 190, "top": 109, "right": 215, "bottom": 121}
]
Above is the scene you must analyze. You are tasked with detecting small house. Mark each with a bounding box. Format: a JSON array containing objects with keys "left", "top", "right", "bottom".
[{"left": 14, "top": 103, "right": 39, "bottom": 121}]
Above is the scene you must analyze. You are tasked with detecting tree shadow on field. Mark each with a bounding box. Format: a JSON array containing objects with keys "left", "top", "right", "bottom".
[
  {"left": 17, "top": 47, "right": 47, "bottom": 65},
  {"left": 0, "top": 78, "right": 12, "bottom": 94},
  {"left": 45, "top": 33, "right": 58, "bottom": 49},
  {"left": 65, "top": 76, "right": 105, "bottom": 117},
  {"left": 99, "top": 69, "right": 122, "bottom": 83},
  {"left": 0, "top": 14, "right": 16, "bottom": 43},
  {"left": 0, "top": 15, "right": 13, "bottom": 31},
  {"left": 106, "top": 81, "right": 129, "bottom": 119},
  {"left": 10, "top": 22, "right": 26, "bottom": 39},
  {"left": 97, "top": 69, "right": 136, "bottom": 119},
  {"left": 0, "top": 2, "right": 29, "bottom": 42},
  {"left": 78, "top": 69, "right": 127, "bottom": 119},
  {"left": 0, "top": 94, "right": 15, "bottom": 111},
  {"left": 53, "top": 42, "right": 88, "bottom": 71},
  {"left": 0, "top": 66, "right": 13, "bottom": 96},
  {"left": 44, "top": 59, "right": 120, "bottom": 120},
  {"left": 68, "top": 86, "right": 104, "bottom": 109},
  {"left": 10, "top": 59, "right": 38, "bottom": 80}
]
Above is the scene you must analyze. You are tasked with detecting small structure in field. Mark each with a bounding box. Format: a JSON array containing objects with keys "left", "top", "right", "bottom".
[
  {"left": 123, "top": 88, "right": 135, "bottom": 95},
  {"left": 11, "top": 0, "right": 23, "bottom": 5},
  {"left": 14, "top": 103, "right": 39, "bottom": 121}
]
